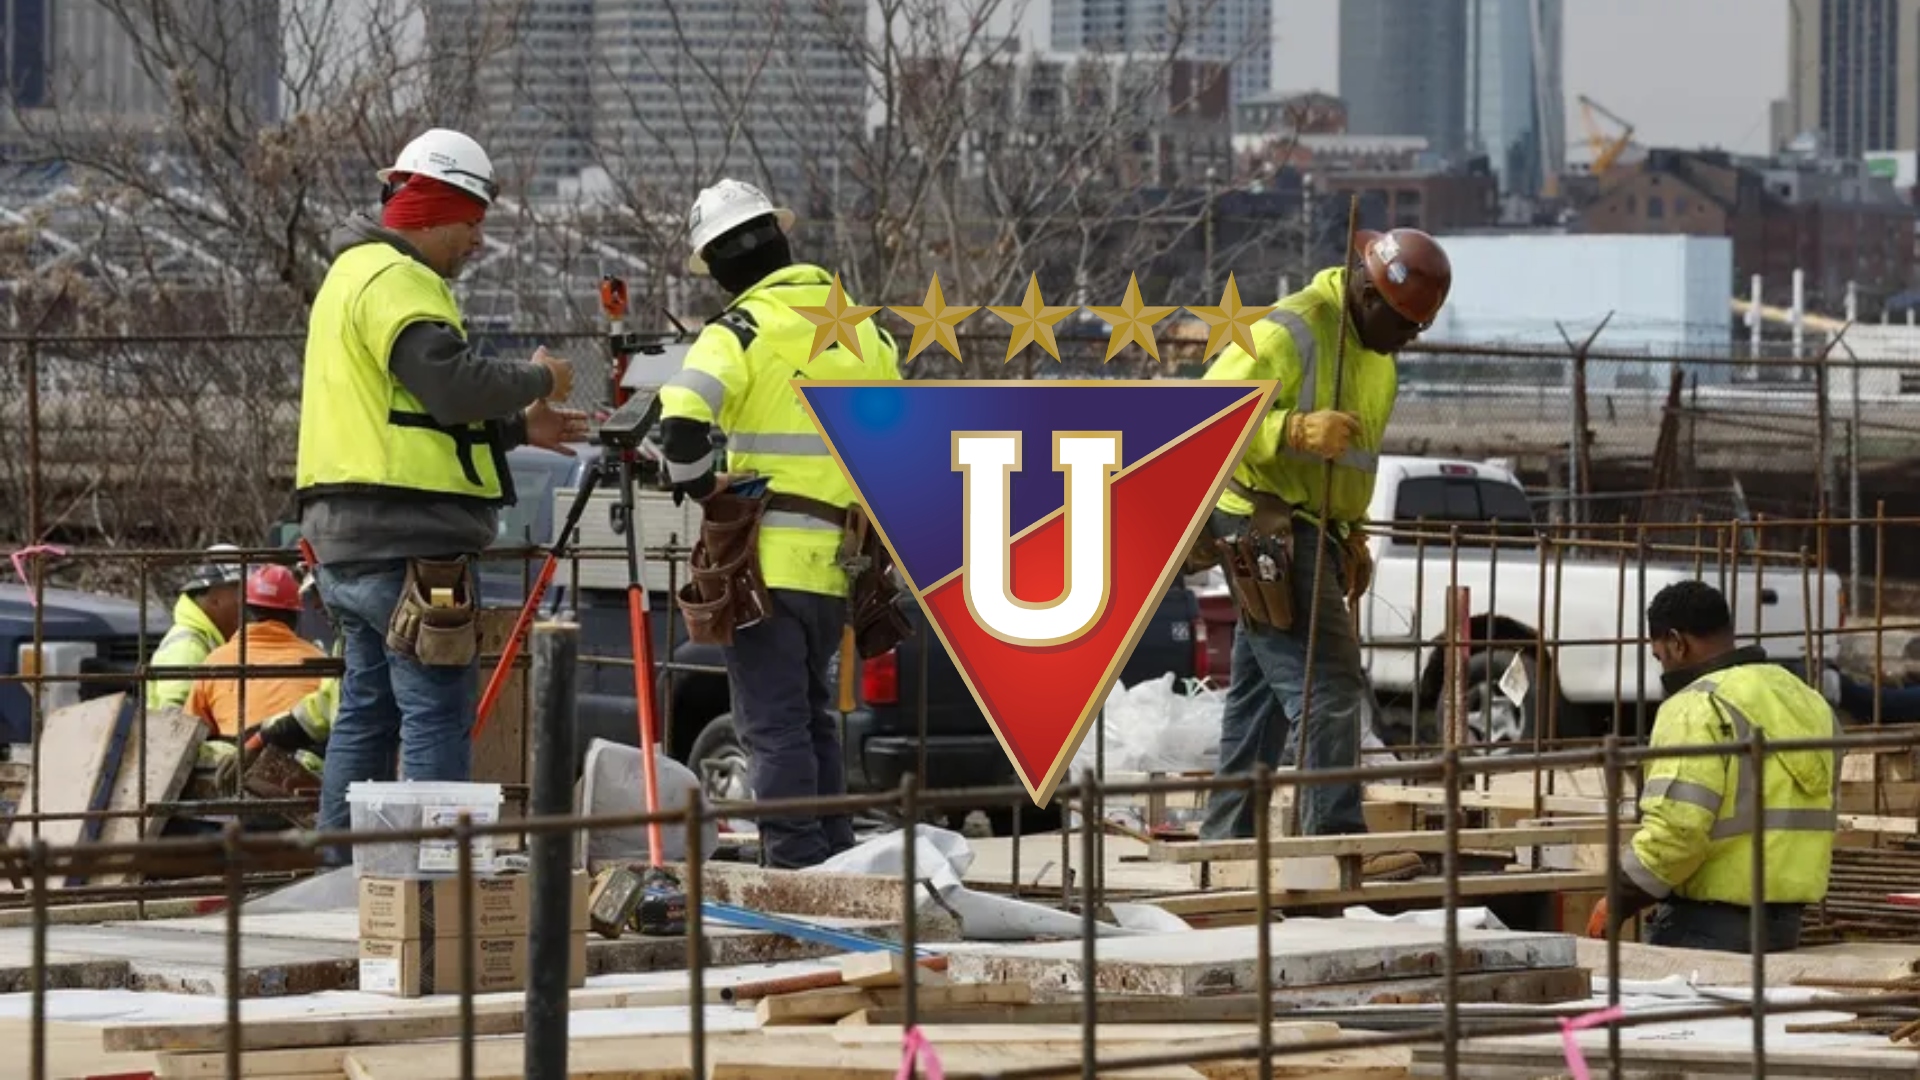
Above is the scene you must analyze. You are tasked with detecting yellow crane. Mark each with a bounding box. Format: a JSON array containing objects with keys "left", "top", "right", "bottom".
[{"left": 1579, "top": 94, "right": 1636, "bottom": 176}]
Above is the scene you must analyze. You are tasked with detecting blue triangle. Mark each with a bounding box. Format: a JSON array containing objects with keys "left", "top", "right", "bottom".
[{"left": 797, "top": 381, "right": 1264, "bottom": 590}]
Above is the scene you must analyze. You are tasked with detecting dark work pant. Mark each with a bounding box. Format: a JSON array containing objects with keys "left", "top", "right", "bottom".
[
  {"left": 1201, "top": 510, "right": 1370, "bottom": 840},
  {"left": 724, "top": 588, "right": 856, "bottom": 869},
  {"left": 1644, "top": 897, "right": 1806, "bottom": 953}
]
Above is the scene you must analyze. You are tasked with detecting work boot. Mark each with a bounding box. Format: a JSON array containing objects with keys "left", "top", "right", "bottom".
[{"left": 1361, "top": 851, "right": 1425, "bottom": 882}]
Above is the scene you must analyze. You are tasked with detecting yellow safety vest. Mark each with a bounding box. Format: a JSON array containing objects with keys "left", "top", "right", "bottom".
[
  {"left": 659, "top": 264, "right": 901, "bottom": 598},
  {"left": 147, "top": 594, "right": 225, "bottom": 712},
  {"left": 295, "top": 241, "right": 508, "bottom": 505},
  {"left": 1624, "top": 660, "right": 1839, "bottom": 907},
  {"left": 1204, "top": 267, "right": 1396, "bottom": 529}
]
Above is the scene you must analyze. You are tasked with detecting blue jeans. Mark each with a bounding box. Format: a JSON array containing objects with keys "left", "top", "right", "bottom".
[
  {"left": 1201, "top": 510, "right": 1370, "bottom": 839},
  {"left": 315, "top": 558, "right": 478, "bottom": 845}
]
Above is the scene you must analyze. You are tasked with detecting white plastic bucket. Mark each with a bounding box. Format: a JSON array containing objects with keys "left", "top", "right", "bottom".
[{"left": 346, "top": 780, "right": 503, "bottom": 879}]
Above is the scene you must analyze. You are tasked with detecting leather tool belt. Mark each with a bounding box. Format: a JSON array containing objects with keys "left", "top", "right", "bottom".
[
  {"left": 387, "top": 556, "right": 479, "bottom": 667},
  {"left": 1216, "top": 477, "right": 1297, "bottom": 632},
  {"left": 675, "top": 489, "right": 775, "bottom": 647},
  {"left": 765, "top": 492, "right": 913, "bottom": 659}
]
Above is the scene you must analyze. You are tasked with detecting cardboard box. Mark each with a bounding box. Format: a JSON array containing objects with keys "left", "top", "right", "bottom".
[
  {"left": 358, "top": 931, "right": 588, "bottom": 998},
  {"left": 358, "top": 870, "right": 591, "bottom": 939}
]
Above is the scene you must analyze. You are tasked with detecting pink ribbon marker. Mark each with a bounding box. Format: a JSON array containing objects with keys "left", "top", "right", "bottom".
[
  {"left": 895, "top": 1024, "right": 945, "bottom": 1080},
  {"left": 9, "top": 545, "right": 68, "bottom": 608},
  {"left": 1559, "top": 1004, "right": 1627, "bottom": 1080}
]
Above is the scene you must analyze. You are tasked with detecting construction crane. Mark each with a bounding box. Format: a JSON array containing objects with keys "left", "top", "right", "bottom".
[{"left": 1578, "top": 94, "right": 1636, "bottom": 177}]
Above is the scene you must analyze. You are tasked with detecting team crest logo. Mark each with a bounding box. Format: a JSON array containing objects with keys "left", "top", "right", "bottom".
[{"left": 797, "top": 380, "right": 1275, "bottom": 805}]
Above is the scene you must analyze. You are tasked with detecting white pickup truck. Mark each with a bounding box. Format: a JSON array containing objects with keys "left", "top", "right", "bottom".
[{"left": 1350, "top": 456, "right": 1842, "bottom": 746}]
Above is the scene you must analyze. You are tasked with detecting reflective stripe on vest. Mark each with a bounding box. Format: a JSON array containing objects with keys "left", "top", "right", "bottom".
[
  {"left": 1269, "top": 309, "right": 1380, "bottom": 475},
  {"left": 1688, "top": 678, "right": 1842, "bottom": 840}
]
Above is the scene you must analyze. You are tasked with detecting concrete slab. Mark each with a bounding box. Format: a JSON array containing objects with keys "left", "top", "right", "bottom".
[{"left": 949, "top": 918, "right": 1577, "bottom": 997}]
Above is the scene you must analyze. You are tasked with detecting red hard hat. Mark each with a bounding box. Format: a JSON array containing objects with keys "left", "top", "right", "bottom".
[
  {"left": 245, "top": 565, "right": 304, "bottom": 612},
  {"left": 1355, "top": 228, "right": 1452, "bottom": 326}
]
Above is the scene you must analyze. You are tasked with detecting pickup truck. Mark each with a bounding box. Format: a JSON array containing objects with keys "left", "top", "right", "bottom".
[
  {"left": 1342, "top": 456, "right": 1842, "bottom": 745},
  {"left": 497, "top": 442, "right": 1208, "bottom": 828},
  {"left": 0, "top": 584, "right": 167, "bottom": 745}
]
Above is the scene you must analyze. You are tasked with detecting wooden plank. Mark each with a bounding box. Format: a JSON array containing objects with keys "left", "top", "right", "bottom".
[
  {"left": 756, "top": 981, "right": 1030, "bottom": 1026},
  {"left": 1363, "top": 784, "right": 1622, "bottom": 816},
  {"left": 834, "top": 950, "right": 949, "bottom": 989},
  {"left": 1148, "top": 824, "right": 1615, "bottom": 863},
  {"left": 1146, "top": 870, "right": 1609, "bottom": 914},
  {"left": 3, "top": 696, "right": 126, "bottom": 859},
  {"left": 157, "top": 1044, "right": 351, "bottom": 1078},
  {"left": 948, "top": 920, "right": 1576, "bottom": 998},
  {"left": 706, "top": 1040, "right": 1209, "bottom": 1079}
]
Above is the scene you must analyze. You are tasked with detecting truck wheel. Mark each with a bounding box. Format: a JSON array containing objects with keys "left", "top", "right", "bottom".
[
  {"left": 688, "top": 714, "right": 754, "bottom": 805},
  {"left": 1440, "top": 649, "right": 1539, "bottom": 752}
]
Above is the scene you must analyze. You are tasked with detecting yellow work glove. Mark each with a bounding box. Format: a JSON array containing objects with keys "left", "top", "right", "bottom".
[
  {"left": 1286, "top": 410, "right": 1362, "bottom": 461},
  {"left": 1342, "top": 529, "right": 1373, "bottom": 612}
]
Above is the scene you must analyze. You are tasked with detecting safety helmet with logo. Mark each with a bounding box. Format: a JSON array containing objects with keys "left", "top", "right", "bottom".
[
  {"left": 1355, "top": 228, "right": 1452, "bottom": 328},
  {"left": 182, "top": 544, "right": 246, "bottom": 595},
  {"left": 685, "top": 179, "right": 795, "bottom": 276},
  {"left": 377, "top": 128, "right": 499, "bottom": 208},
  {"left": 245, "top": 565, "right": 304, "bottom": 612}
]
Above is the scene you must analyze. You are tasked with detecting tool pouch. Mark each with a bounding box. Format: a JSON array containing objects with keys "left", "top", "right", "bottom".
[
  {"left": 1217, "top": 485, "right": 1297, "bottom": 632},
  {"left": 1181, "top": 531, "right": 1223, "bottom": 575},
  {"left": 386, "top": 557, "right": 479, "bottom": 667},
  {"left": 840, "top": 504, "right": 913, "bottom": 659},
  {"left": 675, "top": 490, "right": 774, "bottom": 647}
]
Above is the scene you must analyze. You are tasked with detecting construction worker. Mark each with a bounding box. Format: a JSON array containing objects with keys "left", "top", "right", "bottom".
[
  {"left": 147, "top": 544, "right": 246, "bottom": 712},
  {"left": 186, "top": 565, "right": 329, "bottom": 779},
  {"left": 1196, "top": 228, "right": 1452, "bottom": 881},
  {"left": 1588, "top": 581, "right": 1837, "bottom": 952},
  {"left": 294, "top": 127, "right": 589, "bottom": 839},
  {"left": 659, "top": 178, "right": 902, "bottom": 870}
]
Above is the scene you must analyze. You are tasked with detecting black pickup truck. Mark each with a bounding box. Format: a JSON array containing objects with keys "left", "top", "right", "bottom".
[{"left": 495, "top": 443, "right": 1210, "bottom": 829}]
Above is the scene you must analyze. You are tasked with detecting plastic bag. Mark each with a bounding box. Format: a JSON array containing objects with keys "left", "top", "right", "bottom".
[{"left": 1067, "top": 672, "right": 1223, "bottom": 780}]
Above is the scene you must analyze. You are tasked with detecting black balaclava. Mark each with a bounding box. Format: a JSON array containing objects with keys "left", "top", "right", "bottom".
[{"left": 705, "top": 214, "right": 794, "bottom": 297}]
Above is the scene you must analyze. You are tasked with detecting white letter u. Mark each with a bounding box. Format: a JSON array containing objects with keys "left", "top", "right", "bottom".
[{"left": 953, "top": 431, "right": 1121, "bottom": 646}]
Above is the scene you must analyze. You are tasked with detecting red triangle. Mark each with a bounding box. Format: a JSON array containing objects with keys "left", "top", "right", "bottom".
[{"left": 917, "top": 389, "right": 1271, "bottom": 805}]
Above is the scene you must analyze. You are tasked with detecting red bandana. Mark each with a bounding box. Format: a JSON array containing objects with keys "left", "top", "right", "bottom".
[{"left": 382, "top": 174, "right": 488, "bottom": 230}]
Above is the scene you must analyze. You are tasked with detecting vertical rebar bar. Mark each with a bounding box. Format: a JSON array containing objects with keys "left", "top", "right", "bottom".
[
  {"left": 1547, "top": 537, "right": 1567, "bottom": 797},
  {"left": 1634, "top": 528, "right": 1649, "bottom": 745},
  {"left": 686, "top": 798, "right": 706, "bottom": 1080},
  {"left": 23, "top": 337, "right": 41, "bottom": 542},
  {"left": 1750, "top": 727, "right": 1768, "bottom": 1080},
  {"left": 1874, "top": 502, "right": 1886, "bottom": 728},
  {"left": 902, "top": 773, "right": 919, "bottom": 1040},
  {"left": 526, "top": 621, "right": 578, "bottom": 1080},
  {"left": 1253, "top": 765, "right": 1273, "bottom": 1080},
  {"left": 1799, "top": 548, "right": 1816, "bottom": 692},
  {"left": 1080, "top": 772, "right": 1098, "bottom": 1080},
  {"left": 1441, "top": 748, "right": 1461, "bottom": 1080},
  {"left": 1602, "top": 734, "right": 1622, "bottom": 1080},
  {"left": 456, "top": 812, "right": 476, "bottom": 1080},
  {"left": 1752, "top": 515, "right": 1767, "bottom": 648},
  {"left": 1532, "top": 531, "right": 1549, "bottom": 818},
  {"left": 1411, "top": 518, "right": 1428, "bottom": 750},
  {"left": 223, "top": 820, "right": 244, "bottom": 1080},
  {"left": 28, "top": 839, "right": 46, "bottom": 1080}
]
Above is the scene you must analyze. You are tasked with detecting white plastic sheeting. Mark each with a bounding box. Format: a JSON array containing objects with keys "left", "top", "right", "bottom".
[
  {"left": 813, "top": 824, "right": 1192, "bottom": 941},
  {"left": 578, "top": 738, "right": 718, "bottom": 867},
  {"left": 1069, "top": 673, "right": 1223, "bottom": 778}
]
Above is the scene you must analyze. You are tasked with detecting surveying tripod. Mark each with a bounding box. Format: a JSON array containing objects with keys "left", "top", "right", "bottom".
[{"left": 472, "top": 274, "right": 693, "bottom": 867}]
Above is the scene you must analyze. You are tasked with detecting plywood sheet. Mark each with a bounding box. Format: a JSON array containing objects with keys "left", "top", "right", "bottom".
[{"left": 948, "top": 919, "right": 1577, "bottom": 997}]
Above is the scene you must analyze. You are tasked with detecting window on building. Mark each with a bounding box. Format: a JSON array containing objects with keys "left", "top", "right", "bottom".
[
  {"left": 1647, "top": 196, "right": 1665, "bottom": 219},
  {"left": 1675, "top": 196, "right": 1689, "bottom": 215}
]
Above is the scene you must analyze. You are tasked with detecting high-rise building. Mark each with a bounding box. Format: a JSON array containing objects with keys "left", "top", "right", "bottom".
[
  {"left": 1786, "top": 0, "right": 1920, "bottom": 159},
  {"left": 1339, "top": 0, "right": 1468, "bottom": 157},
  {"left": 426, "top": 0, "right": 865, "bottom": 202},
  {"left": 1339, "top": 0, "right": 1561, "bottom": 197},
  {"left": 1464, "top": 0, "right": 1563, "bottom": 198},
  {"left": 1050, "top": 0, "right": 1271, "bottom": 108},
  {"left": 2, "top": 0, "right": 50, "bottom": 110}
]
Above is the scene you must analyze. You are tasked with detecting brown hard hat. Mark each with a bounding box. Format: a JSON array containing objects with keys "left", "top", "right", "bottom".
[{"left": 1354, "top": 228, "right": 1452, "bottom": 326}]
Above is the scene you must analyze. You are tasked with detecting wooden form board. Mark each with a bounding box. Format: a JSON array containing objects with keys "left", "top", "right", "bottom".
[
  {"left": 1147, "top": 823, "right": 1616, "bottom": 863},
  {"left": 472, "top": 608, "right": 528, "bottom": 831}
]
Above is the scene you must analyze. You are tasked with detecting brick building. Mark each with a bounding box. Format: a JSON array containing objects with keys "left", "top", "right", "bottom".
[{"left": 1577, "top": 148, "right": 1916, "bottom": 313}]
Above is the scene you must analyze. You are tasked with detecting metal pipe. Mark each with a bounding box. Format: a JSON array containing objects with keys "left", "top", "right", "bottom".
[{"left": 525, "top": 620, "right": 579, "bottom": 1080}]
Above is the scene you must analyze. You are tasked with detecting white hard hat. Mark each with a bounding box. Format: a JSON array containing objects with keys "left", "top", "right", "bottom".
[
  {"left": 685, "top": 179, "right": 794, "bottom": 275},
  {"left": 377, "top": 128, "right": 499, "bottom": 207}
]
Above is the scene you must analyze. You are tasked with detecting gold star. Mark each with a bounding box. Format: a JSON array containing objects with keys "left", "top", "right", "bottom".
[
  {"left": 985, "top": 273, "right": 1079, "bottom": 363},
  {"left": 1186, "top": 273, "right": 1278, "bottom": 362},
  {"left": 793, "top": 272, "right": 882, "bottom": 362},
  {"left": 888, "top": 273, "right": 980, "bottom": 363},
  {"left": 1087, "top": 273, "right": 1180, "bottom": 363}
]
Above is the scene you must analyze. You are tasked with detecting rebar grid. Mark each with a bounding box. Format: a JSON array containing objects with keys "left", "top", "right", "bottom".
[{"left": 2, "top": 500, "right": 1916, "bottom": 1076}]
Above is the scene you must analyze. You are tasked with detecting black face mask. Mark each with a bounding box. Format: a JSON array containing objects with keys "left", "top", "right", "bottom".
[{"left": 706, "top": 217, "right": 793, "bottom": 295}]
